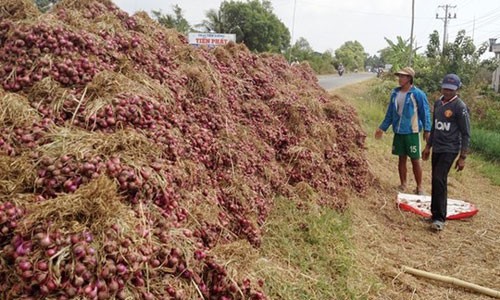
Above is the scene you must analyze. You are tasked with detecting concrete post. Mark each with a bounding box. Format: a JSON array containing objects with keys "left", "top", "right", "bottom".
[{"left": 489, "top": 39, "right": 500, "bottom": 93}]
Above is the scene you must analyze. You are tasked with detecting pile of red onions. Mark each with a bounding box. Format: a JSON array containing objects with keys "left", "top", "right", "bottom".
[
  {"left": 0, "top": 0, "right": 370, "bottom": 298},
  {"left": 0, "top": 202, "right": 24, "bottom": 245}
]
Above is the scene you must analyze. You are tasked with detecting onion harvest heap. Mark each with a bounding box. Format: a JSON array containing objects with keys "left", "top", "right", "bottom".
[{"left": 0, "top": 0, "right": 370, "bottom": 299}]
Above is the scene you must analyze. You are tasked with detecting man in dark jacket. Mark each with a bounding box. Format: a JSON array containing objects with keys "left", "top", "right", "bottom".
[
  {"left": 422, "top": 74, "right": 471, "bottom": 231},
  {"left": 375, "top": 67, "right": 431, "bottom": 195}
]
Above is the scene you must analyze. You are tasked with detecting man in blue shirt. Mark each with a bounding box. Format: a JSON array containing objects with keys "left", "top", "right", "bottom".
[{"left": 375, "top": 67, "right": 432, "bottom": 195}]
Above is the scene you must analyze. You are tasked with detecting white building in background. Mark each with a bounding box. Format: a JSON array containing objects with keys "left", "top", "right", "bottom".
[{"left": 490, "top": 38, "right": 500, "bottom": 93}]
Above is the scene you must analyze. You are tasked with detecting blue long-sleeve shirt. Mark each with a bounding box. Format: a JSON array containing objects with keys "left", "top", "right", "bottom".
[{"left": 379, "top": 86, "right": 431, "bottom": 134}]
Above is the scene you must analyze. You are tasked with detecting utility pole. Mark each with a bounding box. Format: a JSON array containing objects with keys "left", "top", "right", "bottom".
[
  {"left": 472, "top": 16, "right": 475, "bottom": 41},
  {"left": 436, "top": 5, "right": 457, "bottom": 54},
  {"left": 288, "top": 0, "right": 297, "bottom": 63},
  {"left": 409, "top": 0, "right": 415, "bottom": 66}
]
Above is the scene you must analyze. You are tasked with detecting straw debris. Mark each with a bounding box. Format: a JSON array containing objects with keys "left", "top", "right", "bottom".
[
  {"left": 21, "top": 174, "right": 133, "bottom": 236},
  {"left": 0, "top": 93, "right": 41, "bottom": 127},
  {"left": 0, "top": 154, "right": 36, "bottom": 195},
  {"left": 37, "top": 126, "right": 163, "bottom": 162},
  {"left": 0, "top": 0, "right": 40, "bottom": 21}
]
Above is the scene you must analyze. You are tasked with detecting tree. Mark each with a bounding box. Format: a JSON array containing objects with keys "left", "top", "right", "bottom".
[
  {"left": 288, "top": 37, "right": 314, "bottom": 61},
  {"left": 445, "top": 30, "right": 487, "bottom": 85},
  {"left": 334, "top": 41, "right": 366, "bottom": 72},
  {"left": 365, "top": 55, "right": 385, "bottom": 70},
  {"left": 284, "top": 38, "right": 334, "bottom": 74},
  {"left": 309, "top": 50, "right": 335, "bottom": 74},
  {"left": 199, "top": 0, "right": 290, "bottom": 53},
  {"left": 34, "top": 0, "right": 58, "bottom": 12},
  {"left": 196, "top": 8, "right": 227, "bottom": 33},
  {"left": 152, "top": 5, "right": 191, "bottom": 35},
  {"left": 417, "top": 30, "right": 489, "bottom": 92},
  {"left": 426, "top": 30, "right": 441, "bottom": 59},
  {"left": 378, "top": 36, "right": 417, "bottom": 72},
  {"left": 415, "top": 30, "right": 447, "bottom": 91}
]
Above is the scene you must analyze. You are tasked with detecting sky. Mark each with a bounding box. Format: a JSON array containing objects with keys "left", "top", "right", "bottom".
[{"left": 112, "top": 0, "right": 500, "bottom": 58}]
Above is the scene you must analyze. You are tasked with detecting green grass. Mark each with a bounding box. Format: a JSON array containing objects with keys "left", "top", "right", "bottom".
[
  {"left": 260, "top": 197, "right": 362, "bottom": 300},
  {"left": 469, "top": 153, "right": 500, "bottom": 186},
  {"left": 470, "top": 127, "right": 500, "bottom": 162}
]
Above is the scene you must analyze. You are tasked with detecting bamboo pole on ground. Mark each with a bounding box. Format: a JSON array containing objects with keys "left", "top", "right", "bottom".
[{"left": 402, "top": 265, "right": 500, "bottom": 298}]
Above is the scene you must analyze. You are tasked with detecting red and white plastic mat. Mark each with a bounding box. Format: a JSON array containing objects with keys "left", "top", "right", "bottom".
[{"left": 397, "top": 193, "right": 478, "bottom": 220}]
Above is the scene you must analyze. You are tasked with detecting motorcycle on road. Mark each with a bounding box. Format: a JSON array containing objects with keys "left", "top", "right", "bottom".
[{"left": 338, "top": 66, "right": 345, "bottom": 77}]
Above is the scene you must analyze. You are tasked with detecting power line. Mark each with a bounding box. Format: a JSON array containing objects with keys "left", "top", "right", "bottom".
[
  {"left": 473, "top": 30, "right": 500, "bottom": 45},
  {"left": 449, "top": 8, "right": 500, "bottom": 28},
  {"left": 445, "top": 4, "right": 500, "bottom": 44},
  {"left": 450, "top": 11, "right": 500, "bottom": 43},
  {"left": 298, "top": 0, "right": 425, "bottom": 19},
  {"left": 453, "top": 0, "right": 474, "bottom": 10}
]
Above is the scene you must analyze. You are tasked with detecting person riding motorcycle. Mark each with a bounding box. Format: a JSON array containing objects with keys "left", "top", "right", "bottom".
[
  {"left": 338, "top": 63, "right": 345, "bottom": 76},
  {"left": 376, "top": 67, "right": 384, "bottom": 78}
]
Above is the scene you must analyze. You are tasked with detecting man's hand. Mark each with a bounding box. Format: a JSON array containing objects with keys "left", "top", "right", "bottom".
[
  {"left": 422, "top": 145, "right": 431, "bottom": 161},
  {"left": 423, "top": 131, "right": 430, "bottom": 143},
  {"left": 455, "top": 157, "right": 465, "bottom": 172},
  {"left": 375, "top": 128, "right": 384, "bottom": 140}
]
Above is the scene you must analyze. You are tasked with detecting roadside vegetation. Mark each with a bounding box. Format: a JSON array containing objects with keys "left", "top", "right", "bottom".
[{"left": 259, "top": 197, "right": 357, "bottom": 299}]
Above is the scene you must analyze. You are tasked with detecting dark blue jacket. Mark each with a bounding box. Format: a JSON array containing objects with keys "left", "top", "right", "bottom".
[{"left": 428, "top": 96, "right": 470, "bottom": 154}]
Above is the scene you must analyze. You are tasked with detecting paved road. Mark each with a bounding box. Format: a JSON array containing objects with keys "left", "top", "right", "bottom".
[{"left": 317, "top": 72, "right": 376, "bottom": 91}]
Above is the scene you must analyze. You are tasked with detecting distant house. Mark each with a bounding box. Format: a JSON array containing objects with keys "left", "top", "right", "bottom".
[{"left": 489, "top": 38, "right": 500, "bottom": 93}]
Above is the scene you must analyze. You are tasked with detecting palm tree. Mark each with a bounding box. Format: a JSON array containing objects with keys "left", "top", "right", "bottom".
[
  {"left": 152, "top": 5, "right": 191, "bottom": 35},
  {"left": 196, "top": 9, "right": 226, "bottom": 33}
]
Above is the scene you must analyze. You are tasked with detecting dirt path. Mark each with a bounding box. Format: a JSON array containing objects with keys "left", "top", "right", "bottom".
[{"left": 333, "top": 85, "right": 500, "bottom": 299}]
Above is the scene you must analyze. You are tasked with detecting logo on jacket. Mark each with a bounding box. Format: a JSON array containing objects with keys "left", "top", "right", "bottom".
[
  {"left": 444, "top": 110, "right": 453, "bottom": 118},
  {"left": 435, "top": 120, "right": 451, "bottom": 131}
]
